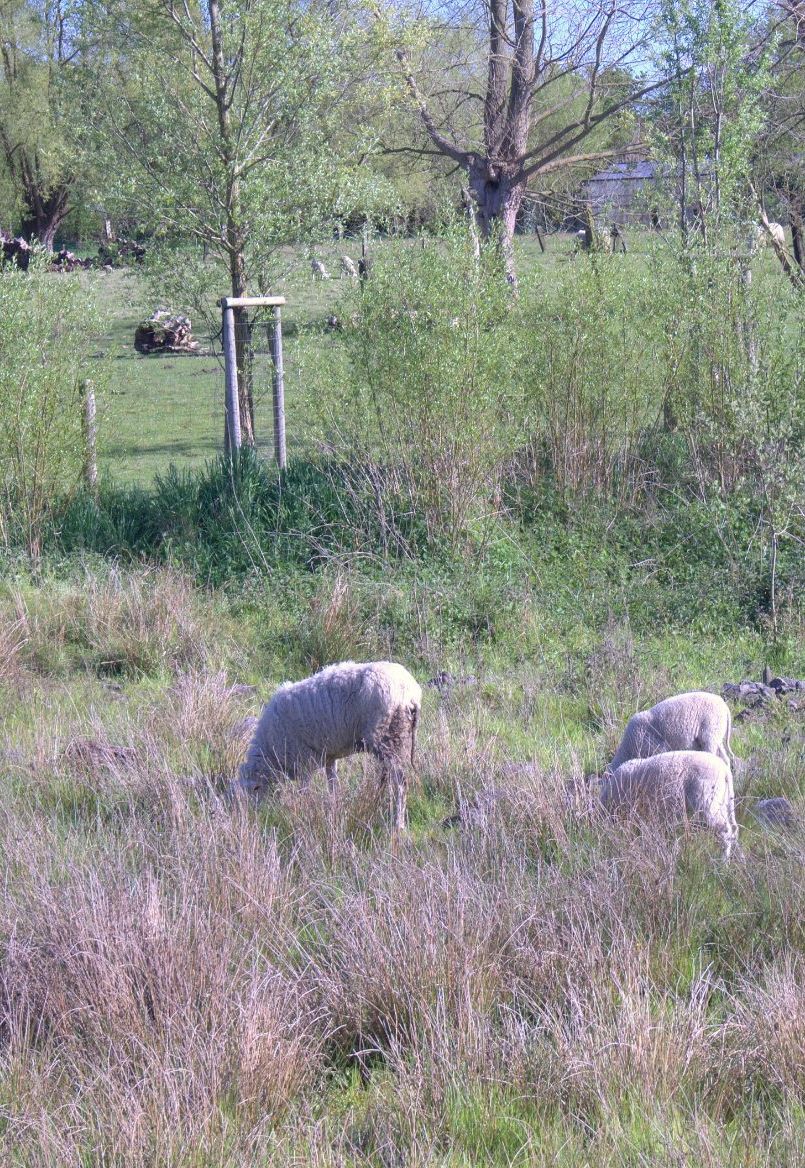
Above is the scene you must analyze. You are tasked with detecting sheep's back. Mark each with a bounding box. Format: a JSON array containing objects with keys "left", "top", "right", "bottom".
[
  {"left": 606, "top": 751, "right": 729, "bottom": 817},
  {"left": 649, "top": 691, "right": 728, "bottom": 748},
  {"left": 258, "top": 661, "right": 421, "bottom": 766}
]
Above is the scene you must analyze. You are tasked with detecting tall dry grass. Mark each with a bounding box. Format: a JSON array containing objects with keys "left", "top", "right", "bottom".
[
  {"left": 0, "top": 568, "right": 802, "bottom": 1166},
  {"left": 9, "top": 566, "right": 223, "bottom": 679}
]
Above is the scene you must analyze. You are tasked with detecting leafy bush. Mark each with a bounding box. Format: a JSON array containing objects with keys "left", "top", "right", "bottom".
[
  {"left": 0, "top": 267, "right": 101, "bottom": 558},
  {"left": 331, "top": 229, "right": 519, "bottom": 548}
]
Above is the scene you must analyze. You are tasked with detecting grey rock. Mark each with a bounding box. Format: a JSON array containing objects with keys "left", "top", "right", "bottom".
[{"left": 751, "top": 797, "right": 798, "bottom": 831}]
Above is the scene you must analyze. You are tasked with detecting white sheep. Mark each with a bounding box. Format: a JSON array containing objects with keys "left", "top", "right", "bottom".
[
  {"left": 339, "top": 255, "right": 358, "bottom": 278},
  {"left": 600, "top": 750, "right": 739, "bottom": 860},
  {"left": 767, "top": 221, "right": 786, "bottom": 248},
  {"left": 234, "top": 661, "right": 422, "bottom": 831},
  {"left": 311, "top": 258, "right": 331, "bottom": 279},
  {"left": 748, "top": 222, "right": 787, "bottom": 253},
  {"left": 610, "top": 691, "right": 734, "bottom": 773}
]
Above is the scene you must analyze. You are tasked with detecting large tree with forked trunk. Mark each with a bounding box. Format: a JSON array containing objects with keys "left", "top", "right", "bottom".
[{"left": 388, "top": 1, "right": 665, "bottom": 281}]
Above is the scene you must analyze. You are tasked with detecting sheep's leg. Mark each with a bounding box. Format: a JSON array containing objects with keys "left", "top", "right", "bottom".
[
  {"left": 720, "top": 824, "right": 741, "bottom": 862},
  {"left": 375, "top": 750, "right": 407, "bottom": 833},
  {"left": 325, "top": 758, "right": 338, "bottom": 795},
  {"left": 724, "top": 785, "right": 742, "bottom": 861},
  {"left": 381, "top": 761, "right": 407, "bottom": 834}
]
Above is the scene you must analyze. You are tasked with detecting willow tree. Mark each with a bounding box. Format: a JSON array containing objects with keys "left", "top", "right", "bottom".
[
  {"left": 0, "top": 0, "right": 88, "bottom": 247},
  {"left": 386, "top": 1, "right": 665, "bottom": 281}
]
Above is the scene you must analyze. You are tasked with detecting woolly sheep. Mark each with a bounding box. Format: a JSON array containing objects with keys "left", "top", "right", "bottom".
[
  {"left": 748, "top": 222, "right": 786, "bottom": 253},
  {"left": 610, "top": 691, "right": 734, "bottom": 773},
  {"left": 339, "top": 255, "right": 358, "bottom": 278},
  {"left": 233, "top": 661, "right": 422, "bottom": 831},
  {"left": 767, "top": 221, "right": 786, "bottom": 248},
  {"left": 311, "top": 258, "right": 331, "bottom": 279},
  {"left": 600, "top": 750, "right": 739, "bottom": 860}
]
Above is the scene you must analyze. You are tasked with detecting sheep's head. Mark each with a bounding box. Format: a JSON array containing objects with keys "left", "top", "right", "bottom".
[{"left": 226, "top": 771, "right": 269, "bottom": 803}]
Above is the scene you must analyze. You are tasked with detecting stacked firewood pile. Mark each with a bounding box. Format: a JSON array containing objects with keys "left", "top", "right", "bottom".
[
  {"left": 1, "top": 231, "right": 145, "bottom": 271},
  {"left": 0, "top": 232, "right": 32, "bottom": 270},
  {"left": 98, "top": 238, "right": 146, "bottom": 266},
  {"left": 134, "top": 310, "right": 200, "bottom": 354},
  {"left": 50, "top": 248, "right": 94, "bottom": 272}
]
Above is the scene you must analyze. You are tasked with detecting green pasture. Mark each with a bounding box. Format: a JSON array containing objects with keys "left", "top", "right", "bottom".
[{"left": 93, "top": 231, "right": 791, "bottom": 485}]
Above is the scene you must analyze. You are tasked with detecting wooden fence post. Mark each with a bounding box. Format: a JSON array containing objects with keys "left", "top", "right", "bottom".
[
  {"left": 271, "top": 306, "right": 287, "bottom": 470},
  {"left": 221, "top": 300, "right": 242, "bottom": 454},
  {"left": 81, "top": 379, "right": 98, "bottom": 495}
]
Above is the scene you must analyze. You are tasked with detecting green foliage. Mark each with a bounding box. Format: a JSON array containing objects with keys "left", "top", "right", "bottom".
[
  {"left": 0, "top": 267, "right": 101, "bottom": 556},
  {"left": 655, "top": 0, "right": 775, "bottom": 233},
  {"left": 25, "top": 235, "right": 802, "bottom": 635},
  {"left": 330, "top": 230, "right": 518, "bottom": 547},
  {"left": 512, "top": 250, "right": 670, "bottom": 498},
  {"left": 93, "top": 0, "right": 394, "bottom": 287},
  {"left": 0, "top": 0, "right": 89, "bottom": 243}
]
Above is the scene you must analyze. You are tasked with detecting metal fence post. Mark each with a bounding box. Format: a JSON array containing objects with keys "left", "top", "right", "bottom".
[{"left": 270, "top": 306, "right": 287, "bottom": 470}]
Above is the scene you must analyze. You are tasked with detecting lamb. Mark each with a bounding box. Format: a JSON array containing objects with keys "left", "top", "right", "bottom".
[
  {"left": 610, "top": 691, "right": 734, "bottom": 773},
  {"left": 233, "top": 661, "right": 422, "bottom": 831},
  {"left": 600, "top": 751, "right": 739, "bottom": 860},
  {"left": 310, "top": 258, "right": 331, "bottom": 279},
  {"left": 339, "top": 255, "right": 358, "bottom": 278}
]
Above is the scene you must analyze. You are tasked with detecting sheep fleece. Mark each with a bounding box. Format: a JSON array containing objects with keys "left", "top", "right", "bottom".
[
  {"left": 610, "top": 691, "right": 733, "bottom": 771},
  {"left": 240, "top": 661, "right": 421, "bottom": 786},
  {"left": 600, "top": 750, "right": 738, "bottom": 858}
]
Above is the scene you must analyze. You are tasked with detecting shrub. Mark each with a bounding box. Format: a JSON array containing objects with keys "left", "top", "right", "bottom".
[
  {"left": 331, "top": 230, "right": 519, "bottom": 549},
  {"left": 0, "top": 267, "right": 101, "bottom": 557}
]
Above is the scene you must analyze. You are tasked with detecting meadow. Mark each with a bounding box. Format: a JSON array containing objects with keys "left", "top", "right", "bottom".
[{"left": 0, "top": 231, "right": 802, "bottom": 1165}]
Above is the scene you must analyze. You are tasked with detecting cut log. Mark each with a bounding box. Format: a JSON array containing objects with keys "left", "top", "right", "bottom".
[{"left": 135, "top": 309, "right": 200, "bottom": 354}]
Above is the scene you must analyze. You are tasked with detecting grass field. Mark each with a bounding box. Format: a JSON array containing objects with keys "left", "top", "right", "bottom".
[
  {"left": 0, "top": 232, "right": 802, "bottom": 1165},
  {"left": 96, "top": 247, "right": 349, "bottom": 482},
  {"left": 94, "top": 232, "right": 792, "bottom": 485},
  {"left": 0, "top": 563, "right": 802, "bottom": 1165}
]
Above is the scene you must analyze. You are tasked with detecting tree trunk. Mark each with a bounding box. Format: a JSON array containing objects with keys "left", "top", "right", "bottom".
[
  {"left": 15, "top": 166, "right": 71, "bottom": 250},
  {"left": 396, "top": 1, "right": 664, "bottom": 288},
  {"left": 227, "top": 232, "right": 255, "bottom": 445},
  {"left": 467, "top": 163, "right": 526, "bottom": 285},
  {"left": 19, "top": 203, "right": 69, "bottom": 251},
  {"left": 209, "top": 0, "right": 255, "bottom": 444},
  {"left": 788, "top": 189, "right": 805, "bottom": 271}
]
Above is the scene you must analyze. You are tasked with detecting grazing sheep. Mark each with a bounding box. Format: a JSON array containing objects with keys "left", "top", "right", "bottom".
[
  {"left": 339, "top": 255, "right": 358, "bottom": 278},
  {"left": 610, "top": 691, "right": 734, "bottom": 772},
  {"left": 234, "top": 661, "right": 422, "bottom": 831},
  {"left": 311, "top": 258, "right": 331, "bottom": 279},
  {"left": 600, "top": 751, "right": 739, "bottom": 860},
  {"left": 748, "top": 222, "right": 787, "bottom": 253}
]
